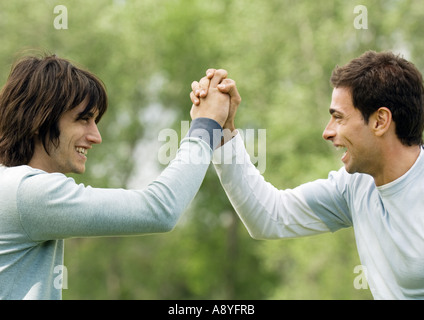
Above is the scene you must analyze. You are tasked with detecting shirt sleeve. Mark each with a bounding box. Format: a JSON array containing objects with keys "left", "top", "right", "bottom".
[
  {"left": 212, "top": 133, "right": 352, "bottom": 240},
  {"left": 188, "top": 117, "right": 223, "bottom": 150},
  {"left": 17, "top": 120, "right": 221, "bottom": 241}
]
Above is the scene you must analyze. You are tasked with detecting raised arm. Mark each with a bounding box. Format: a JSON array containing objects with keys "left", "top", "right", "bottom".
[
  {"left": 190, "top": 69, "right": 352, "bottom": 239},
  {"left": 14, "top": 79, "right": 232, "bottom": 241}
]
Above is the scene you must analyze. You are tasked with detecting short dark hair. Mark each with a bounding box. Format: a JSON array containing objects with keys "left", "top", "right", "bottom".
[
  {"left": 330, "top": 50, "right": 424, "bottom": 146},
  {"left": 0, "top": 54, "right": 108, "bottom": 167}
]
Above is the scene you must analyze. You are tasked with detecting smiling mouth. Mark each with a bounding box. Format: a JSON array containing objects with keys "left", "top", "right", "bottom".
[
  {"left": 334, "top": 145, "right": 348, "bottom": 161},
  {"left": 76, "top": 147, "right": 88, "bottom": 157}
]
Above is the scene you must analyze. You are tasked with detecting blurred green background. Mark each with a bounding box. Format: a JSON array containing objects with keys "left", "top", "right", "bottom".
[{"left": 1, "top": 0, "right": 423, "bottom": 300}]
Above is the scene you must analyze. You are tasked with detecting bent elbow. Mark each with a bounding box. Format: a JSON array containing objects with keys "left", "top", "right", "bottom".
[
  {"left": 158, "top": 209, "right": 181, "bottom": 233},
  {"left": 249, "top": 233, "right": 268, "bottom": 241},
  {"left": 162, "top": 220, "right": 177, "bottom": 233},
  {"left": 247, "top": 227, "right": 287, "bottom": 240},
  {"left": 247, "top": 229, "right": 267, "bottom": 240}
]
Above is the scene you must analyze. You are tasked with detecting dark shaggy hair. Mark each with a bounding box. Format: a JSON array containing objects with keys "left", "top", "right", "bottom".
[
  {"left": 330, "top": 50, "right": 424, "bottom": 146},
  {"left": 0, "top": 54, "right": 108, "bottom": 166}
]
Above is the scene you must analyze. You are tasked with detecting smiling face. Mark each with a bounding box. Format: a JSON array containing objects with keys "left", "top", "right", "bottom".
[
  {"left": 322, "top": 87, "right": 381, "bottom": 175},
  {"left": 28, "top": 101, "right": 102, "bottom": 174}
]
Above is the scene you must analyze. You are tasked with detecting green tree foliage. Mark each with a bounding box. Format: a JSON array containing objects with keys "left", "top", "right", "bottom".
[{"left": 1, "top": 0, "right": 422, "bottom": 299}]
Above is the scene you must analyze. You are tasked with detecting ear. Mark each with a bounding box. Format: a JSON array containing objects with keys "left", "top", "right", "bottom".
[{"left": 371, "top": 107, "right": 392, "bottom": 137}]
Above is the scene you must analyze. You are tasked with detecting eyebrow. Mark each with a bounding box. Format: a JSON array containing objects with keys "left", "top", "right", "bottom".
[
  {"left": 329, "top": 108, "right": 344, "bottom": 116},
  {"left": 76, "top": 110, "right": 98, "bottom": 119},
  {"left": 76, "top": 111, "right": 91, "bottom": 119}
]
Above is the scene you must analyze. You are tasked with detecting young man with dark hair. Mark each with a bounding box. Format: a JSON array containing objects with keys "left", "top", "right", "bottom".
[
  {"left": 0, "top": 54, "right": 232, "bottom": 299},
  {"left": 191, "top": 51, "right": 424, "bottom": 299}
]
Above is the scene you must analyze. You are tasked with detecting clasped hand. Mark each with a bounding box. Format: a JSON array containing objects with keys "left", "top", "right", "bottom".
[{"left": 190, "top": 69, "right": 241, "bottom": 133}]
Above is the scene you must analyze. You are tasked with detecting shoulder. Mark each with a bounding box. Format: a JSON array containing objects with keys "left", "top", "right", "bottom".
[
  {"left": 0, "top": 165, "right": 44, "bottom": 191},
  {"left": 299, "top": 167, "right": 375, "bottom": 210},
  {"left": 0, "top": 165, "right": 79, "bottom": 200},
  {"left": 329, "top": 166, "right": 374, "bottom": 188},
  {"left": 1, "top": 165, "right": 67, "bottom": 186},
  {"left": 1, "top": 164, "right": 49, "bottom": 177}
]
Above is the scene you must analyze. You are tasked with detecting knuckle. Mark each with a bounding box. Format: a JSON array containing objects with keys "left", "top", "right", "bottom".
[
  {"left": 216, "top": 69, "right": 228, "bottom": 78},
  {"left": 191, "top": 81, "right": 199, "bottom": 90},
  {"left": 199, "top": 76, "right": 209, "bottom": 83},
  {"left": 224, "top": 79, "right": 235, "bottom": 86}
]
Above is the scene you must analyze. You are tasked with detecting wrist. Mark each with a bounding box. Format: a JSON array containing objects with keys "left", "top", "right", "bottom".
[
  {"left": 189, "top": 118, "right": 223, "bottom": 150},
  {"left": 223, "top": 120, "right": 236, "bottom": 132},
  {"left": 220, "top": 127, "right": 238, "bottom": 146}
]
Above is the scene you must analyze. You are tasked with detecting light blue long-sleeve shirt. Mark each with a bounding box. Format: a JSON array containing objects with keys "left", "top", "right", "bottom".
[
  {"left": 213, "top": 133, "right": 424, "bottom": 299},
  {"left": 0, "top": 118, "right": 221, "bottom": 300}
]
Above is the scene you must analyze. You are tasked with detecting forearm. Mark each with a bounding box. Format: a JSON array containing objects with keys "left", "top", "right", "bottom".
[
  {"left": 213, "top": 133, "right": 331, "bottom": 239},
  {"left": 18, "top": 119, "right": 221, "bottom": 240}
]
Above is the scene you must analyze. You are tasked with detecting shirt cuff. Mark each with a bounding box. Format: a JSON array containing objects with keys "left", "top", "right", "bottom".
[{"left": 188, "top": 118, "right": 223, "bottom": 150}]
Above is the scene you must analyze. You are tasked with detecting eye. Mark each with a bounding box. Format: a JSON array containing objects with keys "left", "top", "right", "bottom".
[
  {"left": 76, "top": 113, "right": 93, "bottom": 123},
  {"left": 76, "top": 111, "right": 97, "bottom": 124},
  {"left": 76, "top": 116, "right": 89, "bottom": 123},
  {"left": 332, "top": 113, "right": 343, "bottom": 121}
]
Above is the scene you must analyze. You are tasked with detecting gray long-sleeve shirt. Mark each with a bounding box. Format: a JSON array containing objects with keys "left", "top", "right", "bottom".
[
  {"left": 0, "top": 118, "right": 221, "bottom": 300},
  {"left": 213, "top": 133, "right": 424, "bottom": 299}
]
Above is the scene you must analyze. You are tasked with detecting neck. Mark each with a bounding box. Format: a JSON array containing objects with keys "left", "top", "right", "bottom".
[{"left": 373, "top": 143, "right": 421, "bottom": 186}]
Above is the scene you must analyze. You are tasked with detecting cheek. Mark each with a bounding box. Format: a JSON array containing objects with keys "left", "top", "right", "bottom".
[
  {"left": 60, "top": 129, "right": 80, "bottom": 146},
  {"left": 348, "top": 127, "right": 375, "bottom": 152}
]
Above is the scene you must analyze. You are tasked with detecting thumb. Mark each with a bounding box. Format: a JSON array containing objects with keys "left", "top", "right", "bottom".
[
  {"left": 210, "top": 69, "right": 228, "bottom": 88},
  {"left": 218, "top": 79, "right": 241, "bottom": 104}
]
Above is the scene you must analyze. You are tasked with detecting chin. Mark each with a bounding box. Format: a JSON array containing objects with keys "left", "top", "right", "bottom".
[
  {"left": 344, "top": 163, "right": 367, "bottom": 175},
  {"left": 71, "top": 167, "right": 86, "bottom": 174},
  {"left": 344, "top": 163, "right": 357, "bottom": 174}
]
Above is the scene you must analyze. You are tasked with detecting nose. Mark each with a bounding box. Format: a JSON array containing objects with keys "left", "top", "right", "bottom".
[
  {"left": 322, "top": 119, "right": 335, "bottom": 141},
  {"left": 87, "top": 122, "right": 102, "bottom": 145}
]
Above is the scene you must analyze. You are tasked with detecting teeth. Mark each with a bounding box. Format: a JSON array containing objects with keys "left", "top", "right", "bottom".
[{"left": 76, "top": 147, "right": 87, "bottom": 156}]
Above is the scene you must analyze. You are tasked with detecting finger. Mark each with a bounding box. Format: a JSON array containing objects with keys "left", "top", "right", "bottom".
[
  {"left": 190, "top": 91, "right": 200, "bottom": 105},
  {"left": 206, "top": 68, "right": 216, "bottom": 79},
  {"left": 217, "top": 79, "right": 233, "bottom": 92},
  {"left": 190, "top": 104, "right": 195, "bottom": 119},
  {"left": 191, "top": 81, "right": 200, "bottom": 96},
  {"left": 198, "top": 76, "right": 211, "bottom": 98},
  {"left": 210, "top": 69, "right": 228, "bottom": 88},
  {"left": 217, "top": 79, "right": 241, "bottom": 103}
]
